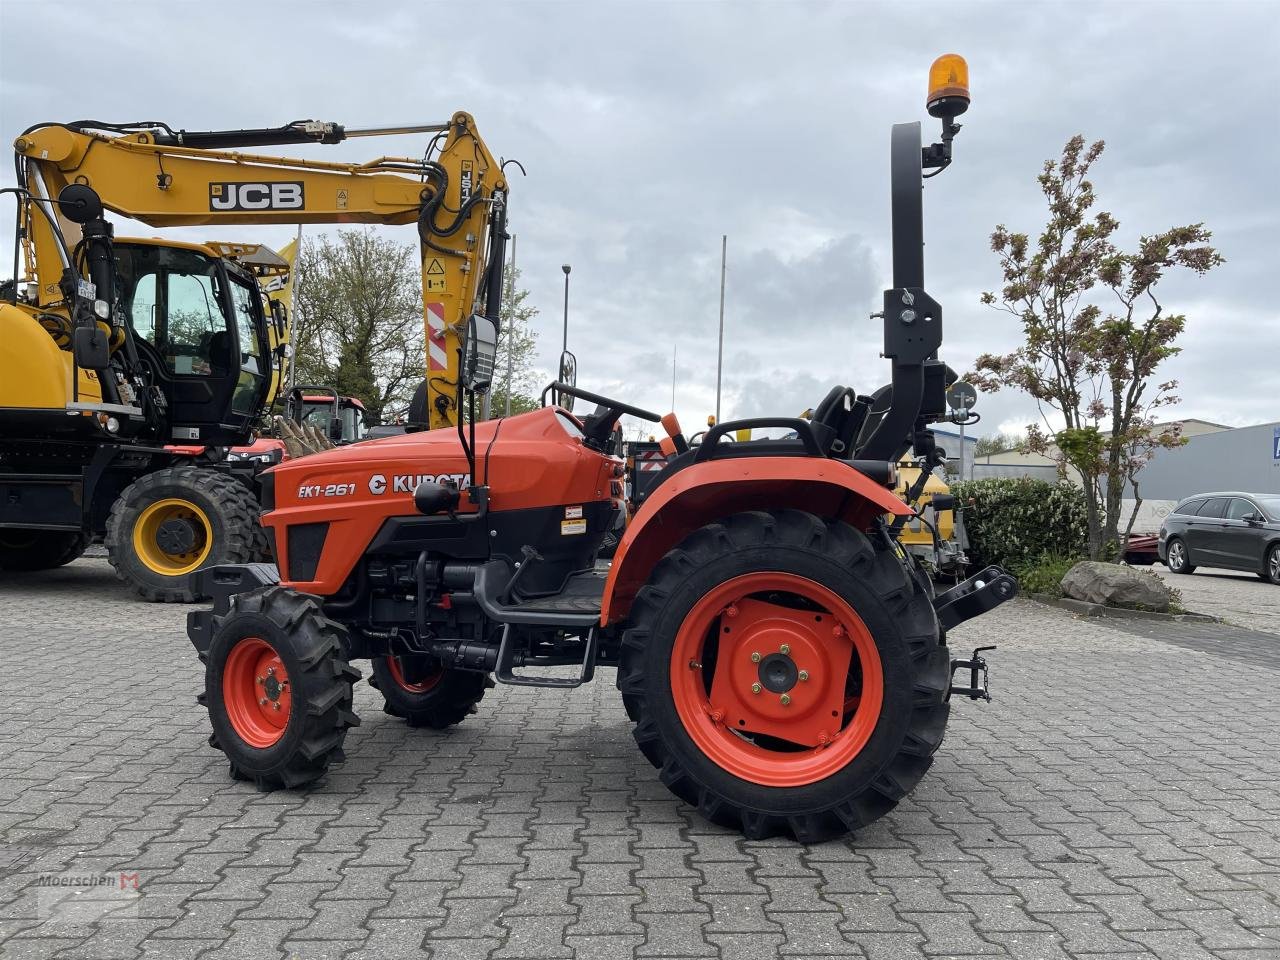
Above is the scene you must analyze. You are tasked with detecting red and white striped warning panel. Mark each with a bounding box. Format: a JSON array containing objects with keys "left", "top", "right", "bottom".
[
  {"left": 426, "top": 302, "right": 448, "bottom": 371},
  {"left": 636, "top": 450, "right": 666, "bottom": 472}
]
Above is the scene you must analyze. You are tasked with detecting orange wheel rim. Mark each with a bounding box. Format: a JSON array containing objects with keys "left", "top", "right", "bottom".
[
  {"left": 222, "top": 637, "right": 291, "bottom": 748},
  {"left": 385, "top": 656, "right": 443, "bottom": 694},
  {"left": 670, "top": 572, "right": 884, "bottom": 787}
]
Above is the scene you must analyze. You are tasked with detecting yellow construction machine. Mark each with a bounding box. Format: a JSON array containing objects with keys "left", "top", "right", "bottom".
[{"left": 0, "top": 114, "right": 508, "bottom": 599}]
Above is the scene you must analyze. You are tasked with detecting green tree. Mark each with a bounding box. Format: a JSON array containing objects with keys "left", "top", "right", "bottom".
[
  {"left": 291, "top": 229, "right": 422, "bottom": 424},
  {"left": 972, "top": 136, "right": 1223, "bottom": 559},
  {"left": 973, "top": 432, "right": 1020, "bottom": 459}
]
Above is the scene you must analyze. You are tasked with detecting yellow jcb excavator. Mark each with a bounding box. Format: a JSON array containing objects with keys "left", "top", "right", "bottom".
[{"left": 0, "top": 114, "right": 508, "bottom": 599}]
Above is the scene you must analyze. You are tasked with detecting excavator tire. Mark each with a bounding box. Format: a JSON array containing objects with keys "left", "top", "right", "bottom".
[
  {"left": 198, "top": 585, "right": 360, "bottom": 791},
  {"left": 105, "top": 466, "right": 262, "bottom": 602},
  {"left": 369, "top": 655, "right": 491, "bottom": 728},
  {"left": 0, "top": 529, "right": 89, "bottom": 571},
  {"left": 618, "top": 509, "right": 950, "bottom": 843}
]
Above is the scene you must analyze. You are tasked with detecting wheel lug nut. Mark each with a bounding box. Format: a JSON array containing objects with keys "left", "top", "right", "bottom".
[
  {"left": 798, "top": 670, "right": 809, "bottom": 682},
  {"left": 750, "top": 652, "right": 761, "bottom": 663},
  {"left": 273, "top": 702, "right": 282, "bottom": 711},
  {"left": 256, "top": 676, "right": 265, "bottom": 685},
  {"left": 724, "top": 605, "right": 739, "bottom": 619},
  {"left": 710, "top": 710, "right": 724, "bottom": 723},
  {"left": 832, "top": 625, "right": 845, "bottom": 639},
  {"left": 780, "top": 694, "right": 792, "bottom": 706},
  {"left": 751, "top": 683, "right": 762, "bottom": 694},
  {"left": 780, "top": 644, "right": 790, "bottom": 655},
  {"left": 259, "top": 698, "right": 268, "bottom": 706}
]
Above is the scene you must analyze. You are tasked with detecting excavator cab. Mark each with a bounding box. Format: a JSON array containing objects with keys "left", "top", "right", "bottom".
[{"left": 114, "top": 239, "right": 273, "bottom": 446}]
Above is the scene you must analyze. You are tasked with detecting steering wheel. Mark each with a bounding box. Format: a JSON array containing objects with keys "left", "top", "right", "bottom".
[{"left": 540, "top": 381, "right": 661, "bottom": 449}]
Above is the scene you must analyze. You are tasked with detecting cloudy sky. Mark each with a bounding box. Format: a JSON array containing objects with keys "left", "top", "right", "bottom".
[{"left": 2, "top": 0, "right": 1276, "bottom": 441}]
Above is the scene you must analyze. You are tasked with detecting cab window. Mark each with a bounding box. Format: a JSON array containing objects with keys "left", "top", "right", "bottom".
[
  {"left": 116, "top": 244, "right": 231, "bottom": 377},
  {"left": 227, "top": 277, "right": 264, "bottom": 415}
]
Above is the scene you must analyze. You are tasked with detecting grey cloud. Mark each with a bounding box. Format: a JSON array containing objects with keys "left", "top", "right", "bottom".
[{"left": 1, "top": 0, "right": 1274, "bottom": 437}]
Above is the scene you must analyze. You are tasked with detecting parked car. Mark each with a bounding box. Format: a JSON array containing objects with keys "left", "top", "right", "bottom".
[{"left": 1158, "top": 491, "right": 1280, "bottom": 584}]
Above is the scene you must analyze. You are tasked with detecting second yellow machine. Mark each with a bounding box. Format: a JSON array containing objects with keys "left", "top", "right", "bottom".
[{"left": 0, "top": 115, "right": 507, "bottom": 599}]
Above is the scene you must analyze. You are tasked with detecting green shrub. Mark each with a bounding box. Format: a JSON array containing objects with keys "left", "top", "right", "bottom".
[
  {"left": 951, "top": 477, "right": 1088, "bottom": 570},
  {"left": 1010, "top": 553, "right": 1082, "bottom": 597}
]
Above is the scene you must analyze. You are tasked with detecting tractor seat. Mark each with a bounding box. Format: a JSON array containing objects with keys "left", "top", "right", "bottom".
[{"left": 812, "top": 385, "right": 871, "bottom": 456}]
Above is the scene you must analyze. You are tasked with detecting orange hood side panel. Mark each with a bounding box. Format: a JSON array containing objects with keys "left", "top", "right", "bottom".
[{"left": 264, "top": 407, "right": 616, "bottom": 594}]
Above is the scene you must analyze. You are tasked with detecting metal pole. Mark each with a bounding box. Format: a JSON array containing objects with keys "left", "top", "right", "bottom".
[
  {"left": 715, "top": 234, "right": 726, "bottom": 422},
  {"left": 285, "top": 222, "right": 302, "bottom": 397},
  {"left": 561, "top": 263, "right": 571, "bottom": 355},
  {"left": 504, "top": 234, "right": 516, "bottom": 416},
  {"left": 958, "top": 418, "right": 965, "bottom": 481}
]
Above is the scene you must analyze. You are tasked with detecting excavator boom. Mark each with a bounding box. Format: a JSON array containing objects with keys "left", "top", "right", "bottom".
[{"left": 13, "top": 111, "right": 508, "bottom": 429}]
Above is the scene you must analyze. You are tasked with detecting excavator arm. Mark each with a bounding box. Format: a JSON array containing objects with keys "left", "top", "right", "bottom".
[{"left": 12, "top": 113, "right": 508, "bottom": 429}]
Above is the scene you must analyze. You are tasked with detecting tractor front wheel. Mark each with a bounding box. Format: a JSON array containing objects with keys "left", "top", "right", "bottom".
[
  {"left": 618, "top": 509, "right": 950, "bottom": 842},
  {"left": 200, "top": 586, "right": 360, "bottom": 790},
  {"left": 106, "top": 466, "right": 264, "bottom": 602},
  {"left": 369, "top": 655, "right": 490, "bottom": 728}
]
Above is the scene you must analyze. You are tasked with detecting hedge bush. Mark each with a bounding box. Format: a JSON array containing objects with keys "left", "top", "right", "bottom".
[
  {"left": 950, "top": 477, "right": 1088, "bottom": 570},
  {"left": 1009, "top": 553, "right": 1082, "bottom": 597}
]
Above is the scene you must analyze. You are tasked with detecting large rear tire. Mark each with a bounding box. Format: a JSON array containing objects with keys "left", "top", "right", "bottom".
[
  {"left": 0, "top": 529, "right": 88, "bottom": 571},
  {"left": 369, "top": 655, "right": 490, "bottom": 728},
  {"left": 105, "top": 466, "right": 263, "bottom": 602},
  {"left": 617, "top": 509, "right": 949, "bottom": 842},
  {"left": 199, "top": 586, "right": 360, "bottom": 790}
]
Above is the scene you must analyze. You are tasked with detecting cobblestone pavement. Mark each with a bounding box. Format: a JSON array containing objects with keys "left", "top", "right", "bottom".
[
  {"left": 1148, "top": 566, "right": 1280, "bottom": 635},
  {"left": 2, "top": 557, "right": 1278, "bottom": 960}
]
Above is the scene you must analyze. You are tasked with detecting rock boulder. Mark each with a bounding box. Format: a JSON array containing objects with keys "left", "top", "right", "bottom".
[{"left": 1060, "top": 560, "right": 1173, "bottom": 612}]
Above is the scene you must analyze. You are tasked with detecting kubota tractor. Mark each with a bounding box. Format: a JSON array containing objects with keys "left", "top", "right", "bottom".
[{"left": 187, "top": 56, "right": 1018, "bottom": 841}]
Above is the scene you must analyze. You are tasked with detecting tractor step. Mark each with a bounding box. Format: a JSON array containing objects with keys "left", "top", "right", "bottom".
[{"left": 494, "top": 624, "right": 598, "bottom": 688}]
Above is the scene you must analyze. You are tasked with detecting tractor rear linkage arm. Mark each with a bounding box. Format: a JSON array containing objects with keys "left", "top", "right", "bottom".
[{"left": 930, "top": 564, "right": 1018, "bottom": 702}]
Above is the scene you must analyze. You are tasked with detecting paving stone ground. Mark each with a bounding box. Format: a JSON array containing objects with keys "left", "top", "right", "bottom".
[
  {"left": 2, "top": 557, "right": 1278, "bottom": 960},
  {"left": 1148, "top": 565, "right": 1280, "bottom": 634}
]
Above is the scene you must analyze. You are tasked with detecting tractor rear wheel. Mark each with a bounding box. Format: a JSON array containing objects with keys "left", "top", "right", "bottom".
[
  {"left": 0, "top": 529, "right": 89, "bottom": 571},
  {"left": 200, "top": 585, "right": 360, "bottom": 790},
  {"left": 369, "top": 655, "right": 490, "bottom": 728},
  {"left": 618, "top": 509, "right": 949, "bottom": 842},
  {"left": 105, "top": 466, "right": 263, "bottom": 602}
]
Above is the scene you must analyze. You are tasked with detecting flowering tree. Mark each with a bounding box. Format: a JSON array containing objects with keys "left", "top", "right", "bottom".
[{"left": 972, "top": 136, "right": 1223, "bottom": 559}]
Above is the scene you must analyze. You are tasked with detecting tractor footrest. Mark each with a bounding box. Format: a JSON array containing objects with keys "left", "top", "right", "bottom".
[
  {"left": 932, "top": 564, "right": 1018, "bottom": 631},
  {"left": 494, "top": 625, "right": 598, "bottom": 688},
  {"left": 949, "top": 645, "right": 995, "bottom": 702},
  {"left": 473, "top": 561, "right": 601, "bottom": 627}
]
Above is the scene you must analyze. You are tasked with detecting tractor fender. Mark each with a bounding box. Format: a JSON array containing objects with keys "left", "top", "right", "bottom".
[{"left": 600, "top": 456, "right": 910, "bottom": 624}]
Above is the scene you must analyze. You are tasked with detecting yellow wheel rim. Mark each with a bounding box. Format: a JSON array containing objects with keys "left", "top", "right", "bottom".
[{"left": 131, "top": 498, "right": 213, "bottom": 575}]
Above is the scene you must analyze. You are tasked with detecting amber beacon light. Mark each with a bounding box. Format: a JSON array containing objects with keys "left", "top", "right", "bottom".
[{"left": 927, "top": 54, "right": 970, "bottom": 118}]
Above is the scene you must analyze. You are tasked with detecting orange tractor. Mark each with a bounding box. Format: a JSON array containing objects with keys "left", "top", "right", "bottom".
[{"left": 188, "top": 56, "right": 1017, "bottom": 841}]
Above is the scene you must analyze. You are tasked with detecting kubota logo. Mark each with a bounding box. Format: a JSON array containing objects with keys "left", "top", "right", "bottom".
[
  {"left": 209, "top": 181, "right": 304, "bottom": 211},
  {"left": 369, "top": 473, "right": 470, "bottom": 495}
]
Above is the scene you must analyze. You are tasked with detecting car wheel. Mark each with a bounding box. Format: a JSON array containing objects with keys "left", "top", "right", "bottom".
[
  {"left": 1165, "top": 537, "right": 1195, "bottom": 575},
  {"left": 1262, "top": 544, "right": 1280, "bottom": 585}
]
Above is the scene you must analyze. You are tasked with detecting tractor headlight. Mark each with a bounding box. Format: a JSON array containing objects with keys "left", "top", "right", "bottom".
[{"left": 93, "top": 299, "right": 110, "bottom": 320}]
